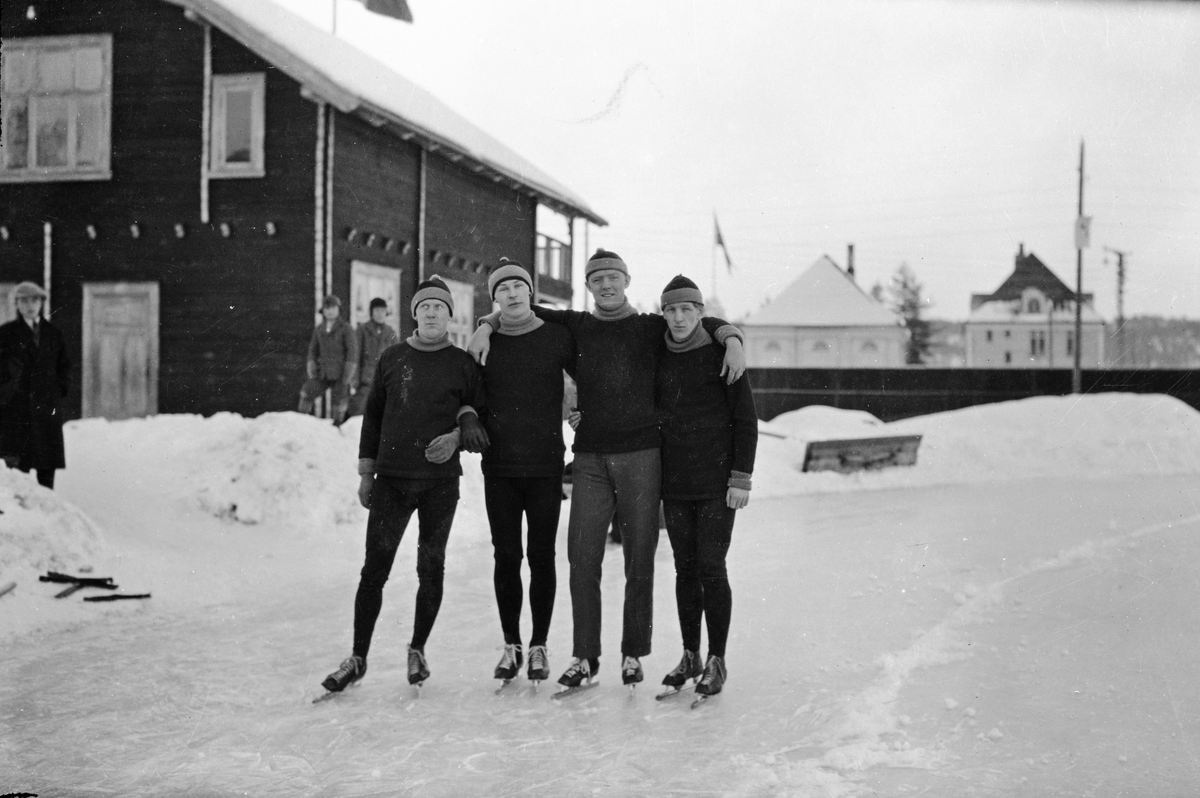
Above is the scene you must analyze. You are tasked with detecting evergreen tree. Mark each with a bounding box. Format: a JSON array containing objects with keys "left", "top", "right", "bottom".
[{"left": 887, "top": 262, "right": 932, "bottom": 365}]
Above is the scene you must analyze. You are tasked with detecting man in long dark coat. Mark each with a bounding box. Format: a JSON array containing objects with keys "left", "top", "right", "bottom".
[{"left": 0, "top": 282, "right": 71, "bottom": 489}]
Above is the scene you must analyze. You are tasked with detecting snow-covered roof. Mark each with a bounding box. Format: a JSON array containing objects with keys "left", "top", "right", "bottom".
[
  {"left": 967, "top": 299, "right": 1105, "bottom": 324},
  {"left": 742, "top": 255, "right": 900, "bottom": 328},
  {"left": 165, "top": 0, "right": 606, "bottom": 226}
]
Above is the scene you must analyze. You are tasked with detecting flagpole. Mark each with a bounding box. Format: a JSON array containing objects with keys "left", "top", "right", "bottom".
[
  {"left": 711, "top": 217, "right": 718, "bottom": 302},
  {"left": 1073, "top": 139, "right": 1084, "bottom": 394}
]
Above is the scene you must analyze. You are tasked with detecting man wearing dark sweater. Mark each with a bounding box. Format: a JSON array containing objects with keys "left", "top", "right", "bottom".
[
  {"left": 479, "top": 259, "right": 576, "bottom": 685},
  {"left": 321, "top": 276, "right": 488, "bottom": 695},
  {"left": 470, "top": 249, "right": 745, "bottom": 690}
]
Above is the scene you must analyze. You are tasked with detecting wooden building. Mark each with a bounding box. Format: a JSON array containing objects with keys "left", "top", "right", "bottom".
[
  {"left": 965, "top": 245, "right": 1104, "bottom": 368},
  {"left": 0, "top": 0, "right": 604, "bottom": 419},
  {"left": 740, "top": 255, "right": 907, "bottom": 368}
]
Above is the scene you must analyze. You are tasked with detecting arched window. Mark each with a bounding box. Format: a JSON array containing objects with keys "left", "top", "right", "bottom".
[{"left": 1027, "top": 298, "right": 1041, "bottom": 313}]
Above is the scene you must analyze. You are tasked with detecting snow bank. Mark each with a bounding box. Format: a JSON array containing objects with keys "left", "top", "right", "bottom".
[
  {"left": 754, "top": 393, "right": 1200, "bottom": 498},
  {"left": 0, "top": 468, "right": 108, "bottom": 574}
]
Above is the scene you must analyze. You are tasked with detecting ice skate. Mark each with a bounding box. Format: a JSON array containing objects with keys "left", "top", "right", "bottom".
[
  {"left": 553, "top": 657, "right": 599, "bottom": 699},
  {"left": 621, "top": 655, "right": 643, "bottom": 689},
  {"left": 407, "top": 645, "right": 430, "bottom": 687},
  {"left": 657, "top": 649, "right": 701, "bottom": 699},
  {"left": 692, "top": 655, "right": 726, "bottom": 708},
  {"left": 315, "top": 655, "right": 366, "bottom": 701},
  {"left": 526, "top": 645, "right": 550, "bottom": 684},
  {"left": 494, "top": 643, "right": 523, "bottom": 682}
]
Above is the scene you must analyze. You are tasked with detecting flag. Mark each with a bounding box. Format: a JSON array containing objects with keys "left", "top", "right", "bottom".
[
  {"left": 714, "top": 213, "right": 734, "bottom": 274},
  {"left": 1074, "top": 215, "right": 1092, "bottom": 249},
  {"left": 350, "top": 0, "right": 413, "bottom": 22}
]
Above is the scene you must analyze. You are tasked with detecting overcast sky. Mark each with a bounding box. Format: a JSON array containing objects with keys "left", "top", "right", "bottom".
[{"left": 277, "top": 0, "right": 1199, "bottom": 322}]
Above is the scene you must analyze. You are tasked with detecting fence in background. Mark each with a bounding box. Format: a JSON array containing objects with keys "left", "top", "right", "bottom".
[{"left": 747, "top": 367, "right": 1200, "bottom": 422}]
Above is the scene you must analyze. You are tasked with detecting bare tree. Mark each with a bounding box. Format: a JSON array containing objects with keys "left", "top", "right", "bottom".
[{"left": 887, "top": 262, "right": 933, "bottom": 365}]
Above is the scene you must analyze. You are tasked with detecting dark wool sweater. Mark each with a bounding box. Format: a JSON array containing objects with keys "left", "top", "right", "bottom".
[
  {"left": 532, "top": 307, "right": 738, "bottom": 455},
  {"left": 656, "top": 341, "right": 758, "bottom": 501},
  {"left": 359, "top": 341, "right": 484, "bottom": 479},
  {"left": 481, "top": 322, "right": 576, "bottom": 478}
]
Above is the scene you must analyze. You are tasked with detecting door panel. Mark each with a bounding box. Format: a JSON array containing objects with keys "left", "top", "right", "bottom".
[
  {"left": 350, "top": 261, "right": 401, "bottom": 336},
  {"left": 83, "top": 282, "right": 158, "bottom": 419}
]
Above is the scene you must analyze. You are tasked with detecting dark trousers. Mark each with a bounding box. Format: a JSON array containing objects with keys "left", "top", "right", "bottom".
[
  {"left": 567, "top": 449, "right": 661, "bottom": 659},
  {"left": 663, "top": 498, "right": 735, "bottom": 658},
  {"left": 5, "top": 455, "right": 55, "bottom": 489},
  {"left": 483, "top": 475, "right": 562, "bottom": 647},
  {"left": 352, "top": 477, "right": 459, "bottom": 659}
]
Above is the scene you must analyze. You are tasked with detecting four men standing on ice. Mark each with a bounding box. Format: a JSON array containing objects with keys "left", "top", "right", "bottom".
[{"left": 322, "top": 249, "right": 756, "bottom": 700}]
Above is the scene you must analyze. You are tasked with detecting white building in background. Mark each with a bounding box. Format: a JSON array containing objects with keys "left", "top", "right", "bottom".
[
  {"left": 741, "top": 255, "right": 907, "bottom": 368},
  {"left": 966, "top": 245, "right": 1106, "bottom": 368}
]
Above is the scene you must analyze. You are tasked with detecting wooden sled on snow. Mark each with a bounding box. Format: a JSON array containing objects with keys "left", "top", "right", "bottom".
[{"left": 801, "top": 434, "right": 923, "bottom": 474}]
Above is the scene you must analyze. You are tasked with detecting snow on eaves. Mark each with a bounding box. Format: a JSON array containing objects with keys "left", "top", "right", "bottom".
[{"left": 164, "top": 0, "right": 606, "bottom": 225}]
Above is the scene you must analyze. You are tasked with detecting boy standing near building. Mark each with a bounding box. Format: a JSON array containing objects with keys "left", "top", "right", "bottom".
[
  {"left": 351, "top": 297, "right": 399, "bottom": 417},
  {"left": 321, "top": 276, "right": 488, "bottom": 695},
  {"left": 299, "top": 294, "right": 358, "bottom": 425}
]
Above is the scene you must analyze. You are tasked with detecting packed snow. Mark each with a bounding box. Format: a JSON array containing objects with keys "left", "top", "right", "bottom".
[{"left": 3, "top": 393, "right": 1199, "bottom": 796}]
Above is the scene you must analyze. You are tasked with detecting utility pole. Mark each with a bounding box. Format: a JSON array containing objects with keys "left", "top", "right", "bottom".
[
  {"left": 1073, "top": 140, "right": 1085, "bottom": 394},
  {"left": 1104, "top": 246, "right": 1130, "bottom": 367}
]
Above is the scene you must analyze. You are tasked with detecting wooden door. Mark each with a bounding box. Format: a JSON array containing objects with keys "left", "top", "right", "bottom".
[
  {"left": 350, "top": 261, "right": 401, "bottom": 336},
  {"left": 0, "top": 284, "right": 14, "bottom": 325},
  {"left": 82, "top": 282, "right": 159, "bottom": 419}
]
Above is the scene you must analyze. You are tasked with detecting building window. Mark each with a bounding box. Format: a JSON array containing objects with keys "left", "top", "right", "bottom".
[
  {"left": 861, "top": 340, "right": 878, "bottom": 352},
  {"left": 812, "top": 341, "right": 830, "bottom": 352},
  {"left": 1004, "top": 330, "right": 1011, "bottom": 338},
  {"left": 1, "top": 35, "right": 112, "bottom": 182},
  {"left": 1028, "top": 298, "right": 1041, "bottom": 313},
  {"left": 1030, "top": 330, "right": 1046, "bottom": 356},
  {"left": 1004, "top": 351, "right": 1012, "bottom": 364},
  {"left": 210, "top": 73, "right": 265, "bottom": 178},
  {"left": 1066, "top": 332, "right": 1074, "bottom": 356},
  {"left": 985, "top": 330, "right": 993, "bottom": 342}
]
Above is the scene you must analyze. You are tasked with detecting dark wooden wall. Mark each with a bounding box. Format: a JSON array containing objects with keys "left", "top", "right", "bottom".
[
  {"left": 2, "top": 0, "right": 550, "bottom": 418},
  {"left": 0, "top": 0, "right": 319, "bottom": 417},
  {"left": 748, "top": 367, "right": 1200, "bottom": 422}
]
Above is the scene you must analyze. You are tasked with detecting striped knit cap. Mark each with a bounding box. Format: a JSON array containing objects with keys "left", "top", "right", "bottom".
[
  {"left": 585, "top": 248, "right": 628, "bottom": 279},
  {"left": 660, "top": 274, "right": 704, "bottom": 309},
  {"left": 411, "top": 276, "right": 454, "bottom": 317},
  {"left": 487, "top": 258, "right": 533, "bottom": 299}
]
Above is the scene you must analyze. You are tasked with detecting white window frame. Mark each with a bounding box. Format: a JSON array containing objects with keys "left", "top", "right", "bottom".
[
  {"left": 209, "top": 73, "right": 266, "bottom": 178},
  {"left": 0, "top": 34, "right": 113, "bottom": 183}
]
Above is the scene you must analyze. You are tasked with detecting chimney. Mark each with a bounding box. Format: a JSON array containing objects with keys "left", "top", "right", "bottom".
[
  {"left": 847, "top": 244, "right": 855, "bottom": 279},
  {"left": 1017, "top": 242, "right": 1024, "bottom": 262}
]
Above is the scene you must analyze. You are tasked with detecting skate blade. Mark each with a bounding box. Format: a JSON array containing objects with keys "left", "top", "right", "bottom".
[
  {"left": 312, "top": 679, "right": 362, "bottom": 703},
  {"left": 494, "top": 678, "right": 517, "bottom": 695},
  {"left": 552, "top": 681, "right": 599, "bottom": 700},
  {"left": 655, "top": 684, "right": 696, "bottom": 701},
  {"left": 690, "top": 694, "right": 712, "bottom": 709}
]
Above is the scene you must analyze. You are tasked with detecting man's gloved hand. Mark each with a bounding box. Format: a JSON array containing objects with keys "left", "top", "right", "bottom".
[
  {"left": 459, "top": 413, "right": 490, "bottom": 453},
  {"left": 425, "top": 429, "right": 461, "bottom": 464}
]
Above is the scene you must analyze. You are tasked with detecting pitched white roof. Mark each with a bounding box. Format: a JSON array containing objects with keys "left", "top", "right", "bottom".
[
  {"left": 742, "top": 255, "right": 900, "bottom": 328},
  {"left": 165, "top": 0, "right": 606, "bottom": 225}
]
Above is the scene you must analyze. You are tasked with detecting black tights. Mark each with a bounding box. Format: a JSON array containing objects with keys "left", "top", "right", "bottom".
[
  {"left": 663, "top": 498, "right": 735, "bottom": 658},
  {"left": 484, "top": 475, "right": 562, "bottom": 647},
  {"left": 352, "top": 477, "right": 459, "bottom": 659}
]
